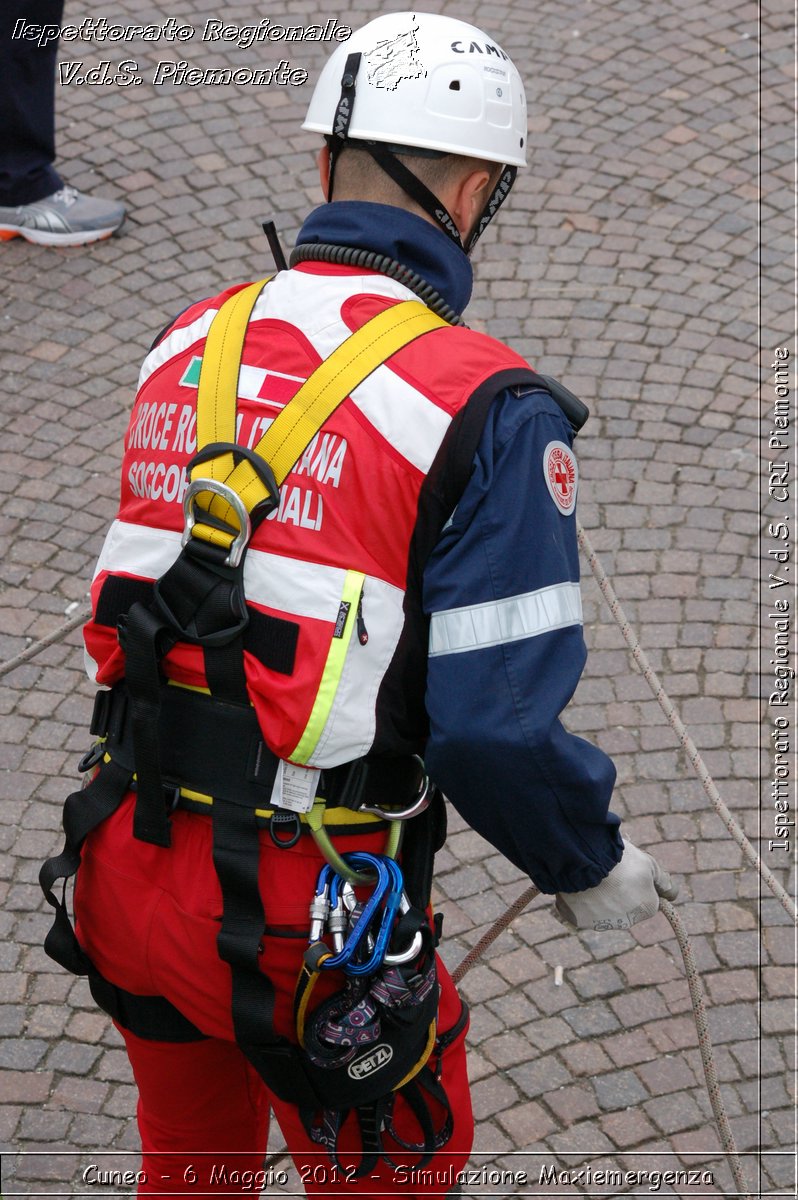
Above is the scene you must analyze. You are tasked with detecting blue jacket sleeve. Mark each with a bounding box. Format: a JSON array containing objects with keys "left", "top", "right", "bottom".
[{"left": 422, "top": 387, "right": 623, "bottom": 894}]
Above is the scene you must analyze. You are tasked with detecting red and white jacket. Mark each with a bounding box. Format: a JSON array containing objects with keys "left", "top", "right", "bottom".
[{"left": 85, "top": 263, "right": 531, "bottom": 768}]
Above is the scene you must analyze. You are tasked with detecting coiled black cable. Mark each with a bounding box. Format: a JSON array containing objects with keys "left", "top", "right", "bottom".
[{"left": 289, "top": 242, "right": 465, "bottom": 327}]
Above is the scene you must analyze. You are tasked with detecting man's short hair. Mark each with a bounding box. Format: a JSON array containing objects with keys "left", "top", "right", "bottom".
[{"left": 332, "top": 144, "right": 500, "bottom": 207}]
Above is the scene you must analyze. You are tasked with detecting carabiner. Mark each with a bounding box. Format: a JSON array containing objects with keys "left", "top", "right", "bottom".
[
  {"left": 383, "top": 891, "right": 425, "bottom": 966},
  {"left": 318, "top": 854, "right": 393, "bottom": 971},
  {"left": 327, "top": 873, "right": 351, "bottom": 954},
  {"left": 308, "top": 865, "right": 334, "bottom": 944},
  {"left": 343, "top": 854, "right": 404, "bottom": 977}
]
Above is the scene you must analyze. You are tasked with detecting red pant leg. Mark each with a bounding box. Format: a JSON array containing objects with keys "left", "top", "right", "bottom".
[
  {"left": 117, "top": 1026, "right": 270, "bottom": 1198},
  {"left": 76, "top": 801, "right": 474, "bottom": 1196}
]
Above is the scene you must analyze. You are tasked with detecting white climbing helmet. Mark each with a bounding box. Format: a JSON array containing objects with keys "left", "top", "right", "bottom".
[{"left": 303, "top": 11, "right": 527, "bottom": 168}]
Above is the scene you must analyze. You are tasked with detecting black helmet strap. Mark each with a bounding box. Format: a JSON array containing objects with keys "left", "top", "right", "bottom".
[
  {"left": 465, "top": 164, "right": 518, "bottom": 254},
  {"left": 327, "top": 51, "right": 362, "bottom": 202},
  {"left": 363, "top": 142, "right": 463, "bottom": 249}
]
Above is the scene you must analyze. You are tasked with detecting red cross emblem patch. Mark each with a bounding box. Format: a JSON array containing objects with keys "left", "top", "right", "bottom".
[{"left": 543, "top": 441, "right": 578, "bottom": 515}]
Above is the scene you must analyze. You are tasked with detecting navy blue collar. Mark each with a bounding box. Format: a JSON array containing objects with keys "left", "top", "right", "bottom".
[{"left": 294, "top": 202, "right": 473, "bottom": 317}]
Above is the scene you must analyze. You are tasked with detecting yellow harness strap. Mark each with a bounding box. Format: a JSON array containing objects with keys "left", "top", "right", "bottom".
[{"left": 189, "top": 284, "right": 449, "bottom": 551}]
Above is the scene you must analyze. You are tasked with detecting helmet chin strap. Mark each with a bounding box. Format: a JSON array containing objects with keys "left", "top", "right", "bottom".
[
  {"left": 326, "top": 52, "right": 517, "bottom": 256},
  {"left": 464, "top": 164, "right": 517, "bottom": 254}
]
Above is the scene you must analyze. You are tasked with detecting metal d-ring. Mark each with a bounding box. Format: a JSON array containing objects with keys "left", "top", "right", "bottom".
[
  {"left": 181, "top": 478, "right": 251, "bottom": 569},
  {"left": 360, "top": 758, "right": 432, "bottom": 822}
]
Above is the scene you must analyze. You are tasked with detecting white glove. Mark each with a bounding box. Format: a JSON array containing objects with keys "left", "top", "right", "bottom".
[{"left": 554, "top": 839, "right": 678, "bottom": 931}]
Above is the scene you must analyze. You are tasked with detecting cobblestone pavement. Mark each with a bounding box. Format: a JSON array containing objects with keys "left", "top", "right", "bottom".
[{"left": 0, "top": 0, "right": 794, "bottom": 1195}]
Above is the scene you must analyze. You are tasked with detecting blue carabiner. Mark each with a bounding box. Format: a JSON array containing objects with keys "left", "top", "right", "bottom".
[
  {"left": 343, "top": 854, "right": 405, "bottom": 977},
  {"left": 318, "top": 853, "right": 393, "bottom": 971}
]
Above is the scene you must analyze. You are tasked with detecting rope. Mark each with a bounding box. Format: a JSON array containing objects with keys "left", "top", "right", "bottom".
[
  {"left": 451, "top": 883, "right": 539, "bottom": 985},
  {"left": 577, "top": 521, "right": 797, "bottom": 924},
  {"left": 0, "top": 605, "right": 90, "bottom": 679},
  {"left": 447, "top": 889, "right": 751, "bottom": 1198},
  {"left": 659, "top": 899, "right": 751, "bottom": 1198}
]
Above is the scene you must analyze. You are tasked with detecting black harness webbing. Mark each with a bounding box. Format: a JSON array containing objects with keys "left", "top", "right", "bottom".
[{"left": 40, "top": 760, "right": 132, "bottom": 979}]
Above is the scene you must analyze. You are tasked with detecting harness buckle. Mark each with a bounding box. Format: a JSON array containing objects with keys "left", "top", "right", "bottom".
[{"left": 182, "top": 478, "right": 252, "bottom": 569}]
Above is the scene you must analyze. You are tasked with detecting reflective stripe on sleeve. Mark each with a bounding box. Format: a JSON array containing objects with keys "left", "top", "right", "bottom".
[{"left": 428, "top": 581, "right": 583, "bottom": 657}]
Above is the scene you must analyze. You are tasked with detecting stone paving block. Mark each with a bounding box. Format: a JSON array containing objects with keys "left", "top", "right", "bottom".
[
  {"left": 496, "top": 1099, "right": 559, "bottom": 1146},
  {"left": 0, "top": 0, "right": 779, "bottom": 1186},
  {"left": 508, "top": 1054, "right": 571, "bottom": 1100},
  {"left": 543, "top": 1082, "right": 601, "bottom": 1125}
]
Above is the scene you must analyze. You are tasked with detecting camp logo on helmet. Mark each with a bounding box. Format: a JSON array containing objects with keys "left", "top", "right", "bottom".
[
  {"left": 347, "top": 1043, "right": 394, "bottom": 1080},
  {"left": 333, "top": 96, "right": 350, "bottom": 137},
  {"left": 450, "top": 39, "right": 510, "bottom": 60},
  {"left": 365, "top": 16, "right": 426, "bottom": 90}
]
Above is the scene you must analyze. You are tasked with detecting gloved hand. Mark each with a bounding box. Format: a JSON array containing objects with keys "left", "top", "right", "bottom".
[{"left": 554, "top": 839, "right": 678, "bottom": 931}]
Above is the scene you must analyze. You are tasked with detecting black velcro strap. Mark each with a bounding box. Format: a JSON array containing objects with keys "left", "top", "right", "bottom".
[
  {"left": 208, "top": 795, "right": 330, "bottom": 1109},
  {"left": 95, "top": 576, "right": 154, "bottom": 629},
  {"left": 97, "top": 683, "right": 279, "bottom": 810},
  {"left": 121, "top": 601, "right": 173, "bottom": 848},
  {"left": 94, "top": 575, "right": 298, "bottom": 676},
  {"left": 245, "top": 609, "right": 298, "bottom": 676},
  {"left": 211, "top": 795, "right": 280, "bottom": 1043},
  {"left": 204, "top": 638, "right": 248, "bottom": 706}
]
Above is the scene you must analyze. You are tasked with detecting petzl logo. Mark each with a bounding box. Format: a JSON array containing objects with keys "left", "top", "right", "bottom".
[{"left": 347, "top": 1044, "right": 393, "bottom": 1080}]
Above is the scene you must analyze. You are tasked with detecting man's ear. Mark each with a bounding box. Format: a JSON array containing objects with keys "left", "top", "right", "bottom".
[
  {"left": 318, "top": 144, "right": 332, "bottom": 201},
  {"left": 447, "top": 167, "right": 492, "bottom": 243}
]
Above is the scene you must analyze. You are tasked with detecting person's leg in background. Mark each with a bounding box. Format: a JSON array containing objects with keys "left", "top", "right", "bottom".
[{"left": 0, "top": 0, "right": 125, "bottom": 243}]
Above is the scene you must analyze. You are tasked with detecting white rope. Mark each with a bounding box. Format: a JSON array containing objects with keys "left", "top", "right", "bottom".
[
  {"left": 0, "top": 605, "right": 90, "bottom": 679},
  {"left": 449, "top": 890, "right": 752, "bottom": 1199},
  {"left": 577, "top": 521, "right": 797, "bottom": 924}
]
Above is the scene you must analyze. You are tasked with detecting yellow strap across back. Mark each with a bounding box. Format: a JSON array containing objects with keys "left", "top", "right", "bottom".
[{"left": 189, "top": 280, "right": 449, "bottom": 550}]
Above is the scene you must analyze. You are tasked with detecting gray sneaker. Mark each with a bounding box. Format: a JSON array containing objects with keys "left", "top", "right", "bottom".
[{"left": 0, "top": 185, "right": 126, "bottom": 246}]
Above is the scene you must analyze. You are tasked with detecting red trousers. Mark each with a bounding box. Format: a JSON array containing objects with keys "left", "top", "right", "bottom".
[{"left": 74, "top": 795, "right": 473, "bottom": 1197}]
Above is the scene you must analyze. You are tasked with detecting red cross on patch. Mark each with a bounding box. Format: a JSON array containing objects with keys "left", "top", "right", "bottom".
[{"left": 543, "top": 440, "right": 578, "bottom": 515}]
